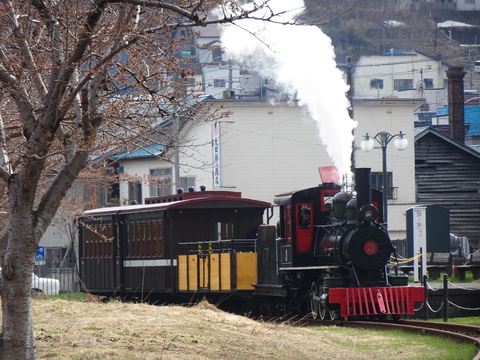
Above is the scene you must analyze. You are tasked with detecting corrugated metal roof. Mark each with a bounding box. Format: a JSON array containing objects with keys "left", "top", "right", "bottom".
[
  {"left": 435, "top": 105, "right": 480, "bottom": 136},
  {"left": 109, "top": 144, "right": 165, "bottom": 160}
]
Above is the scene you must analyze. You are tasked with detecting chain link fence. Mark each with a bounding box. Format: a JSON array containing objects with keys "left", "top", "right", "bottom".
[{"left": 33, "top": 242, "right": 79, "bottom": 294}]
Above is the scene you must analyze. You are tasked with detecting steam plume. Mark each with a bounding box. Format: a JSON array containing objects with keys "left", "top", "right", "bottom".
[{"left": 220, "top": 0, "right": 357, "bottom": 178}]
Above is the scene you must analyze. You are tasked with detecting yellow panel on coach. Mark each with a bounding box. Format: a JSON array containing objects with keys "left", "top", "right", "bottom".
[
  {"left": 178, "top": 255, "right": 188, "bottom": 291},
  {"left": 220, "top": 253, "right": 231, "bottom": 291},
  {"left": 209, "top": 254, "right": 220, "bottom": 291},
  {"left": 198, "top": 256, "right": 209, "bottom": 288},
  {"left": 187, "top": 255, "right": 198, "bottom": 291},
  {"left": 236, "top": 252, "right": 257, "bottom": 290}
]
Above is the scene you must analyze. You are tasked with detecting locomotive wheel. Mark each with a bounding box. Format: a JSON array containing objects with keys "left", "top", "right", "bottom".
[
  {"left": 309, "top": 282, "right": 320, "bottom": 319},
  {"left": 329, "top": 310, "right": 339, "bottom": 320},
  {"left": 319, "top": 307, "right": 326, "bottom": 320}
]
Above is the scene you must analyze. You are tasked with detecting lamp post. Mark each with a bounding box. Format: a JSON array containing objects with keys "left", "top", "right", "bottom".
[{"left": 360, "top": 131, "right": 408, "bottom": 227}]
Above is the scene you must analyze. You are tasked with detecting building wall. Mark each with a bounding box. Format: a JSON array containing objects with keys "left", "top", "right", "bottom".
[
  {"left": 354, "top": 51, "right": 448, "bottom": 111},
  {"left": 415, "top": 131, "right": 480, "bottom": 250},
  {"left": 456, "top": 0, "right": 480, "bottom": 11},
  {"left": 353, "top": 98, "right": 423, "bottom": 239},
  {"left": 118, "top": 158, "right": 172, "bottom": 204},
  {"left": 179, "top": 101, "right": 334, "bottom": 203}
]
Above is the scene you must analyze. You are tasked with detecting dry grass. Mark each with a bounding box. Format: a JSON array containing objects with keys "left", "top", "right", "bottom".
[{"left": 0, "top": 298, "right": 473, "bottom": 359}]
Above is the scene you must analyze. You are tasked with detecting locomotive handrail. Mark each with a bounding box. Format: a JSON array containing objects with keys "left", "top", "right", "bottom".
[
  {"left": 389, "top": 253, "right": 423, "bottom": 264},
  {"left": 177, "top": 239, "right": 256, "bottom": 246}
]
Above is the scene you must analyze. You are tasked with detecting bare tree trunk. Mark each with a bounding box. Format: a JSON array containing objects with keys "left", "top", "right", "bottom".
[
  {"left": 1, "top": 234, "right": 37, "bottom": 359},
  {"left": 0, "top": 178, "right": 41, "bottom": 359}
]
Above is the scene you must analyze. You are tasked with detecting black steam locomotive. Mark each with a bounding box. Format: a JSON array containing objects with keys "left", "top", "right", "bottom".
[
  {"left": 253, "top": 168, "right": 423, "bottom": 319},
  {"left": 78, "top": 168, "right": 423, "bottom": 319}
]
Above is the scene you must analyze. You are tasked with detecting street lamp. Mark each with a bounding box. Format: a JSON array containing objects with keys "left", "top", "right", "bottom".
[{"left": 360, "top": 131, "right": 408, "bottom": 227}]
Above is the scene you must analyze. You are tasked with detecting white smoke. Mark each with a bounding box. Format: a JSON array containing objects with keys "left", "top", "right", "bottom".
[{"left": 220, "top": 0, "right": 357, "bottom": 178}]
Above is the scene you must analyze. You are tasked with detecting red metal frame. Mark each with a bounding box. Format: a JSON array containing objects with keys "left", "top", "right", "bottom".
[
  {"left": 285, "top": 205, "right": 292, "bottom": 241},
  {"left": 295, "top": 203, "right": 313, "bottom": 252},
  {"left": 329, "top": 286, "right": 424, "bottom": 317},
  {"left": 320, "top": 190, "right": 340, "bottom": 212}
]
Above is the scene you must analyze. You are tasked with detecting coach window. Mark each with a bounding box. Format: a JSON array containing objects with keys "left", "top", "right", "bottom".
[
  {"left": 214, "top": 221, "right": 233, "bottom": 240},
  {"left": 129, "top": 220, "right": 163, "bottom": 258}
]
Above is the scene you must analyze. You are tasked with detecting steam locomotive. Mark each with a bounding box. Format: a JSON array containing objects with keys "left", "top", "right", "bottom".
[
  {"left": 78, "top": 168, "right": 424, "bottom": 319},
  {"left": 254, "top": 168, "right": 423, "bottom": 319}
]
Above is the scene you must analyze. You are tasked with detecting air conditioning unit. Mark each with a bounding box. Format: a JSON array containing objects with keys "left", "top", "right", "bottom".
[{"left": 223, "top": 90, "right": 235, "bottom": 99}]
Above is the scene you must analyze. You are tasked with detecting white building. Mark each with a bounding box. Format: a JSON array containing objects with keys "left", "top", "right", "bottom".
[{"left": 353, "top": 49, "right": 449, "bottom": 122}]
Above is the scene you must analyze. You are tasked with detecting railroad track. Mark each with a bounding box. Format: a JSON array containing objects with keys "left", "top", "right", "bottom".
[{"left": 297, "top": 318, "right": 480, "bottom": 360}]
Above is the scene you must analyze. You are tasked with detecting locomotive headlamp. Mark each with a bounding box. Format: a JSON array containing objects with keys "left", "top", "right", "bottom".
[{"left": 359, "top": 204, "right": 378, "bottom": 222}]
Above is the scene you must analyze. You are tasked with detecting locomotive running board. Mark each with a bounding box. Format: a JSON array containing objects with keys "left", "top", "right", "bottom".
[{"left": 328, "top": 286, "right": 424, "bottom": 317}]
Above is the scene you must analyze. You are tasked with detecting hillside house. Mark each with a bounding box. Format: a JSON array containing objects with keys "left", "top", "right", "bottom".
[{"left": 354, "top": 50, "right": 450, "bottom": 123}]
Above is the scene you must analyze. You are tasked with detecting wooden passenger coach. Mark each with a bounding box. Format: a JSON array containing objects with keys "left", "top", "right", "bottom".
[{"left": 79, "top": 190, "right": 271, "bottom": 300}]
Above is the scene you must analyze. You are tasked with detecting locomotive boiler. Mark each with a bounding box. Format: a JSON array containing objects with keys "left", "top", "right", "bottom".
[{"left": 253, "top": 168, "right": 424, "bottom": 319}]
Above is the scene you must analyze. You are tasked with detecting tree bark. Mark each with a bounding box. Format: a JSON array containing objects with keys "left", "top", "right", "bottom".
[{"left": 1, "top": 209, "right": 38, "bottom": 359}]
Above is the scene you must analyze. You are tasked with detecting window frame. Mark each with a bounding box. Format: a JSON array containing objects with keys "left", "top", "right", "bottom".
[{"left": 149, "top": 168, "right": 173, "bottom": 197}]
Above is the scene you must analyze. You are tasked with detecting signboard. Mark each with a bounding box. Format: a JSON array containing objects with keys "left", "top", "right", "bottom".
[
  {"left": 35, "top": 246, "right": 45, "bottom": 261},
  {"left": 413, "top": 206, "right": 427, "bottom": 282},
  {"left": 212, "top": 122, "right": 221, "bottom": 187}
]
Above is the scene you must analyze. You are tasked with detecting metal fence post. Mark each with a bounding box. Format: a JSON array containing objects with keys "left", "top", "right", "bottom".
[
  {"left": 443, "top": 274, "right": 449, "bottom": 322},
  {"left": 423, "top": 274, "right": 428, "bottom": 321}
]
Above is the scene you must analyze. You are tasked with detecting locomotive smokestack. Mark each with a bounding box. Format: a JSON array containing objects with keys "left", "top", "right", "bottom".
[{"left": 355, "top": 168, "right": 371, "bottom": 212}]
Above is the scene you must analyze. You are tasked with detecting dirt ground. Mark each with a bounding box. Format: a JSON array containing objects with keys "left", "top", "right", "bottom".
[{"left": 0, "top": 298, "right": 470, "bottom": 359}]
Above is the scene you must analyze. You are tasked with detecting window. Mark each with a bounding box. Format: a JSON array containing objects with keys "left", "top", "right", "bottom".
[
  {"left": 424, "top": 78, "right": 433, "bottom": 89},
  {"left": 212, "top": 48, "right": 222, "bottom": 62},
  {"left": 128, "top": 220, "right": 163, "bottom": 258},
  {"left": 83, "top": 223, "right": 113, "bottom": 259},
  {"left": 128, "top": 181, "right": 142, "bottom": 204},
  {"left": 370, "top": 78, "right": 384, "bottom": 89},
  {"left": 394, "top": 79, "right": 413, "bottom": 91},
  {"left": 214, "top": 221, "right": 233, "bottom": 240},
  {"left": 150, "top": 168, "right": 172, "bottom": 196},
  {"left": 264, "top": 78, "right": 276, "bottom": 85},
  {"left": 180, "top": 176, "right": 195, "bottom": 191},
  {"left": 297, "top": 204, "right": 312, "bottom": 229},
  {"left": 466, "top": 0, "right": 475, "bottom": 4},
  {"left": 213, "top": 78, "right": 226, "bottom": 87},
  {"left": 371, "top": 172, "right": 395, "bottom": 200}
]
